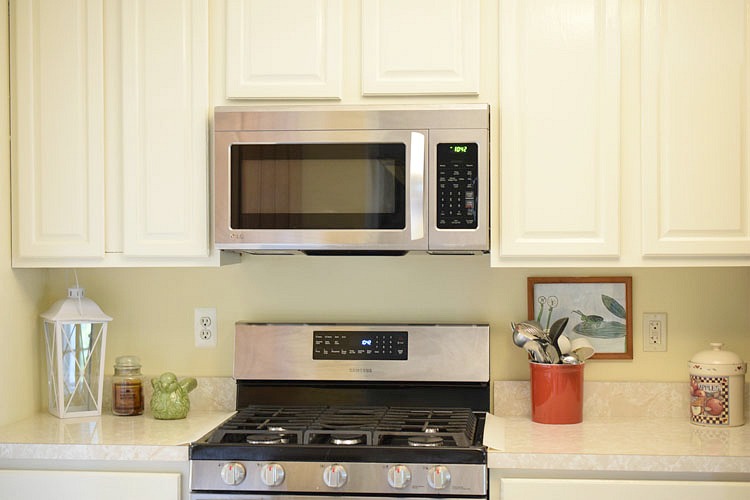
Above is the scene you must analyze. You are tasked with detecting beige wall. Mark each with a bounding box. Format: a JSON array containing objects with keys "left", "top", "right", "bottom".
[
  {"left": 45, "top": 261, "right": 750, "bottom": 384},
  {"left": 0, "top": 0, "right": 47, "bottom": 426}
]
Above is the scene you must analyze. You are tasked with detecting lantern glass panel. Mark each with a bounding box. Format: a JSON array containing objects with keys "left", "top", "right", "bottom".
[{"left": 61, "top": 322, "right": 101, "bottom": 412}]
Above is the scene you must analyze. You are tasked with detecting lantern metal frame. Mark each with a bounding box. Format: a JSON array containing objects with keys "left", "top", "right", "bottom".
[{"left": 41, "top": 287, "right": 111, "bottom": 419}]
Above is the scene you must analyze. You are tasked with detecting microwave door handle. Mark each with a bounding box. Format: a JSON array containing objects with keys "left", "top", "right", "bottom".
[{"left": 409, "top": 132, "right": 425, "bottom": 241}]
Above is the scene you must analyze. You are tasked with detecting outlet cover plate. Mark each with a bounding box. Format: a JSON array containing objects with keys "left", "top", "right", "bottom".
[{"left": 194, "top": 307, "right": 217, "bottom": 348}]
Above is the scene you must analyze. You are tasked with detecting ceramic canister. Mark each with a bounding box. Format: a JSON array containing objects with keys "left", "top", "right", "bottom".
[{"left": 688, "top": 343, "right": 747, "bottom": 427}]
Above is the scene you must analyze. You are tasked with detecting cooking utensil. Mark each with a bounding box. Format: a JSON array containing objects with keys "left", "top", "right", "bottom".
[
  {"left": 556, "top": 334, "right": 571, "bottom": 354},
  {"left": 548, "top": 317, "right": 569, "bottom": 356},
  {"left": 560, "top": 353, "right": 581, "bottom": 364},
  {"left": 511, "top": 322, "right": 538, "bottom": 348},
  {"left": 523, "top": 339, "right": 548, "bottom": 363},
  {"left": 515, "top": 321, "right": 545, "bottom": 341},
  {"left": 544, "top": 342, "right": 560, "bottom": 364},
  {"left": 570, "top": 337, "right": 595, "bottom": 361}
]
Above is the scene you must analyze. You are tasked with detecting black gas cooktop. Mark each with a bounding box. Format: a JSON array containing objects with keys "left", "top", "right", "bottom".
[{"left": 191, "top": 404, "right": 487, "bottom": 464}]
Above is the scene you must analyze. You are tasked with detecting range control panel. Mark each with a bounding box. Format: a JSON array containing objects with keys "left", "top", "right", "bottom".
[
  {"left": 436, "top": 143, "right": 479, "bottom": 229},
  {"left": 313, "top": 330, "right": 408, "bottom": 360}
]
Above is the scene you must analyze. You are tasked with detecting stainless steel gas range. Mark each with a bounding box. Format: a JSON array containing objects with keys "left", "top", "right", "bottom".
[{"left": 190, "top": 323, "right": 490, "bottom": 500}]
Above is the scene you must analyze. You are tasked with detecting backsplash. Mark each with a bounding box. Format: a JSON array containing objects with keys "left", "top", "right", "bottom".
[
  {"left": 493, "top": 381, "right": 750, "bottom": 419},
  {"left": 101, "top": 376, "right": 236, "bottom": 413},
  {"left": 101, "top": 377, "right": 750, "bottom": 421}
]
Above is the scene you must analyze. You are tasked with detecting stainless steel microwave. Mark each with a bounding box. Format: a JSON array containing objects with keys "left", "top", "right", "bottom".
[{"left": 213, "top": 104, "right": 489, "bottom": 255}]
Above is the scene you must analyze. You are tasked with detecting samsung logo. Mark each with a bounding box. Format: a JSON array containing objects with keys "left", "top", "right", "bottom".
[{"left": 349, "top": 368, "right": 373, "bottom": 373}]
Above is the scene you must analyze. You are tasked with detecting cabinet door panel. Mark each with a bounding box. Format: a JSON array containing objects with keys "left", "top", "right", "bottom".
[
  {"left": 225, "top": 0, "right": 342, "bottom": 99},
  {"left": 499, "top": 477, "right": 750, "bottom": 500},
  {"left": 362, "top": 0, "right": 480, "bottom": 95},
  {"left": 0, "top": 470, "right": 180, "bottom": 500},
  {"left": 642, "top": 0, "right": 750, "bottom": 256},
  {"left": 11, "top": 0, "right": 105, "bottom": 259},
  {"left": 499, "top": 0, "right": 621, "bottom": 257},
  {"left": 120, "top": 0, "right": 209, "bottom": 257}
]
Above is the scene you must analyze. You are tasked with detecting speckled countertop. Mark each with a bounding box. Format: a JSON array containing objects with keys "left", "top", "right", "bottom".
[
  {"left": 488, "top": 381, "right": 750, "bottom": 475},
  {"left": 1, "top": 379, "right": 748, "bottom": 475},
  {"left": 0, "top": 411, "right": 234, "bottom": 461},
  {"left": 0, "top": 377, "right": 236, "bottom": 462}
]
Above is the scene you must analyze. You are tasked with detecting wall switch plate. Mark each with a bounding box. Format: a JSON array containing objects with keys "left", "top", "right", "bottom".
[
  {"left": 643, "top": 312, "right": 667, "bottom": 352},
  {"left": 194, "top": 307, "right": 217, "bottom": 348}
]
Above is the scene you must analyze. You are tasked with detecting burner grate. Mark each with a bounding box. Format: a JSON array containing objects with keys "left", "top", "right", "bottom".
[
  {"left": 303, "top": 406, "right": 388, "bottom": 445},
  {"left": 374, "top": 407, "right": 477, "bottom": 447},
  {"left": 211, "top": 405, "right": 479, "bottom": 448}
]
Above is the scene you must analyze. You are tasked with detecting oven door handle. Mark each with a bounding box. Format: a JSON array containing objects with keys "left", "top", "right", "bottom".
[{"left": 409, "top": 131, "right": 425, "bottom": 241}]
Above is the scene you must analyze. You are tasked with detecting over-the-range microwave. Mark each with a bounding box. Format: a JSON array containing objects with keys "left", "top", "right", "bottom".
[{"left": 213, "top": 104, "right": 489, "bottom": 255}]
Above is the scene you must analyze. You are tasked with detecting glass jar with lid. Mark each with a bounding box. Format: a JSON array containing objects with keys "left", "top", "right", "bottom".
[{"left": 112, "top": 355, "right": 144, "bottom": 416}]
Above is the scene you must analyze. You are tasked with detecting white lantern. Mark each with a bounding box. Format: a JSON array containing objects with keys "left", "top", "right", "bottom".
[{"left": 41, "top": 287, "right": 112, "bottom": 418}]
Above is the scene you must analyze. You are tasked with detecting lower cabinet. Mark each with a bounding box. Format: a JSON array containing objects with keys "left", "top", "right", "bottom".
[
  {"left": 0, "top": 469, "right": 180, "bottom": 500},
  {"left": 497, "top": 477, "right": 750, "bottom": 500}
]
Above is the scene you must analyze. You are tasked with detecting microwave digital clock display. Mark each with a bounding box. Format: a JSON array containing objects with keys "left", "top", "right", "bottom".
[{"left": 436, "top": 143, "right": 479, "bottom": 230}]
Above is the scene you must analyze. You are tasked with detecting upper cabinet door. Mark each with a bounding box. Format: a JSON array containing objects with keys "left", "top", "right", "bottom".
[
  {"left": 11, "top": 0, "right": 105, "bottom": 260},
  {"left": 120, "top": 0, "right": 210, "bottom": 257},
  {"left": 362, "top": 0, "right": 480, "bottom": 95},
  {"left": 642, "top": 0, "right": 750, "bottom": 256},
  {"left": 498, "top": 0, "right": 621, "bottom": 259},
  {"left": 225, "top": 0, "right": 342, "bottom": 99}
]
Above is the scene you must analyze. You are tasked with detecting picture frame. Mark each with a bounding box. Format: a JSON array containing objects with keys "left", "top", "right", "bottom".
[{"left": 527, "top": 276, "right": 633, "bottom": 360}]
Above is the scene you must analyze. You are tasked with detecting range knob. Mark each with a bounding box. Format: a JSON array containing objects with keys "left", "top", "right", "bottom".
[
  {"left": 427, "top": 465, "right": 451, "bottom": 490},
  {"left": 259, "top": 463, "right": 285, "bottom": 487},
  {"left": 220, "top": 462, "right": 246, "bottom": 486},
  {"left": 387, "top": 464, "right": 412, "bottom": 489},
  {"left": 322, "top": 464, "right": 348, "bottom": 488}
]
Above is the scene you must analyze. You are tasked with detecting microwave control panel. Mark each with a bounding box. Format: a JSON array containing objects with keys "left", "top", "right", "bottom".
[{"left": 436, "top": 143, "right": 479, "bottom": 229}]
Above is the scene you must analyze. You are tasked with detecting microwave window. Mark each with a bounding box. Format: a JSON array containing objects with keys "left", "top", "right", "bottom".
[{"left": 230, "top": 143, "right": 407, "bottom": 230}]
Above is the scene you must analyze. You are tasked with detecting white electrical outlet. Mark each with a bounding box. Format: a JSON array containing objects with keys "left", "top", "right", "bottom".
[
  {"left": 194, "top": 307, "right": 217, "bottom": 348},
  {"left": 642, "top": 312, "right": 667, "bottom": 352}
]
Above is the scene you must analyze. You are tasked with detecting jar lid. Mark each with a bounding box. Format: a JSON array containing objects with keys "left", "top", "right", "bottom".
[
  {"left": 690, "top": 343, "right": 744, "bottom": 365},
  {"left": 114, "top": 355, "right": 141, "bottom": 369}
]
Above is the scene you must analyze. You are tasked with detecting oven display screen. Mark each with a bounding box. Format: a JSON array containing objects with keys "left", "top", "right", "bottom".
[{"left": 313, "top": 331, "right": 408, "bottom": 360}]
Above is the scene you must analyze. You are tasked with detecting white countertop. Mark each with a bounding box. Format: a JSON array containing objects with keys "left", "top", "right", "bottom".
[
  {"left": 489, "top": 381, "right": 750, "bottom": 476},
  {"left": 1, "top": 380, "right": 748, "bottom": 477},
  {"left": 0, "top": 411, "right": 235, "bottom": 462}
]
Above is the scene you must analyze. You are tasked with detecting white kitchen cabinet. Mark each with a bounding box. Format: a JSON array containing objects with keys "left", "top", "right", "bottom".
[
  {"left": 361, "top": 0, "right": 480, "bottom": 95},
  {"left": 641, "top": 0, "right": 750, "bottom": 257},
  {"left": 225, "top": 0, "right": 343, "bottom": 99},
  {"left": 496, "top": 0, "right": 621, "bottom": 260},
  {"left": 10, "top": 0, "right": 229, "bottom": 267},
  {"left": 494, "top": 0, "right": 750, "bottom": 266},
  {"left": 10, "top": 0, "right": 106, "bottom": 261},
  {"left": 498, "top": 477, "right": 750, "bottom": 500},
  {"left": 119, "top": 0, "right": 210, "bottom": 258},
  {"left": 0, "top": 469, "right": 180, "bottom": 500}
]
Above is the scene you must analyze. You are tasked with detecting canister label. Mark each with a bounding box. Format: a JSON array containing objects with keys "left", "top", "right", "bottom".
[{"left": 690, "top": 375, "right": 729, "bottom": 425}]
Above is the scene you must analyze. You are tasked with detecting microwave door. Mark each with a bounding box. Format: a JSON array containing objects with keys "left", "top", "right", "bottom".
[{"left": 215, "top": 129, "right": 428, "bottom": 252}]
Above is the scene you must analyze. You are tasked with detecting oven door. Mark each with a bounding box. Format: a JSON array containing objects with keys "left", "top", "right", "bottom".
[{"left": 214, "top": 130, "right": 427, "bottom": 253}]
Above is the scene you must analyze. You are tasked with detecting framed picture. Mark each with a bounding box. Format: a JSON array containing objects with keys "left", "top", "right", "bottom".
[{"left": 527, "top": 276, "right": 633, "bottom": 360}]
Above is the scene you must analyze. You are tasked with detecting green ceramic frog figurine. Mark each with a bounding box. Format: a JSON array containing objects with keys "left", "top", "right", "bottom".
[{"left": 150, "top": 372, "right": 197, "bottom": 420}]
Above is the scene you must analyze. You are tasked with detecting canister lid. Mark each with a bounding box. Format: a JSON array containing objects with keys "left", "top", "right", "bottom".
[
  {"left": 690, "top": 343, "right": 744, "bottom": 365},
  {"left": 114, "top": 355, "right": 141, "bottom": 369}
]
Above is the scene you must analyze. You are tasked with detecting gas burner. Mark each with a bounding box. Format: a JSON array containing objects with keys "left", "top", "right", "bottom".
[
  {"left": 246, "top": 434, "right": 290, "bottom": 445},
  {"left": 407, "top": 435, "right": 445, "bottom": 447},
  {"left": 424, "top": 427, "right": 440, "bottom": 433},
  {"left": 330, "top": 433, "right": 367, "bottom": 445}
]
